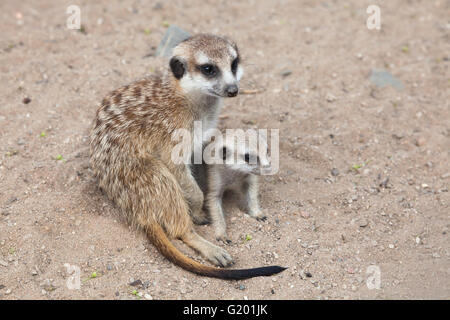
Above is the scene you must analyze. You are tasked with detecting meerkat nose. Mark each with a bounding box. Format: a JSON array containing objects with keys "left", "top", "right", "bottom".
[{"left": 225, "top": 84, "right": 239, "bottom": 97}]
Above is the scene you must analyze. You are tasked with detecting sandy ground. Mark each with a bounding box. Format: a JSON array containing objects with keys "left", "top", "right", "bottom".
[{"left": 0, "top": 0, "right": 449, "bottom": 300}]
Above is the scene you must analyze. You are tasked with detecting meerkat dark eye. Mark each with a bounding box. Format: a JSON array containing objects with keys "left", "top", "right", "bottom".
[
  {"left": 222, "top": 147, "right": 228, "bottom": 160},
  {"left": 200, "top": 64, "right": 217, "bottom": 77},
  {"left": 231, "top": 57, "right": 239, "bottom": 75},
  {"left": 244, "top": 153, "right": 250, "bottom": 163}
]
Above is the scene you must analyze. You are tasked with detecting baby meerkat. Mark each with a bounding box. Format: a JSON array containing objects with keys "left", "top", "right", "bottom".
[
  {"left": 90, "top": 34, "right": 285, "bottom": 279},
  {"left": 193, "top": 134, "right": 271, "bottom": 243}
]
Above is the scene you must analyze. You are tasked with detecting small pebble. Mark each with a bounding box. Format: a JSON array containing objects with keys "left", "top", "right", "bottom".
[
  {"left": 129, "top": 279, "right": 143, "bottom": 287},
  {"left": 326, "top": 93, "right": 336, "bottom": 102},
  {"left": 144, "top": 293, "right": 153, "bottom": 300},
  {"left": 414, "top": 137, "right": 426, "bottom": 147},
  {"left": 23, "top": 97, "right": 31, "bottom": 104},
  {"left": 153, "top": 2, "right": 163, "bottom": 10},
  {"left": 300, "top": 211, "right": 310, "bottom": 219},
  {"left": 331, "top": 168, "right": 339, "bottom": 176},
  {"left": 280, "top": 69, "right": 292, "bottom": 77},
  {"left": 358, "top": 219, "right": 369, "bottom": 228}
]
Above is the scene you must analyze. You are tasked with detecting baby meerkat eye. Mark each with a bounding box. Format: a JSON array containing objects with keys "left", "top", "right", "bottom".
[
  {"left": 222, "top": 147, "right": 228, "bottom": 160},
  {"left": 231, "top": 57, "right": 239, "bottom": 75},
  {"left": 199, "top": 64, "right": 217, "bottom": 77},
  {"left": 244, "top": 153, "right": 259, "bottom": 164}
]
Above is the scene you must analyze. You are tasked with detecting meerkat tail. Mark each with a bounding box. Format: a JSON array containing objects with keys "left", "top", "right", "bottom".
[{"left": 145, "top": 223, "right": 286, "bottom": 280}]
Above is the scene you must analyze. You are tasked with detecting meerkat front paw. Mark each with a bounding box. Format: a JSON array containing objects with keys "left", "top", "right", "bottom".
[{"left": 204, "top": 244, "right": 234, "bottom": 267}]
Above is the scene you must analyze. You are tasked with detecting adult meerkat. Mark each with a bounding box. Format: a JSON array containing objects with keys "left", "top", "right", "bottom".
[
  {"left": 193, "top": 133, "right": 270, "bottom": 243},
  {"left": 90, "top": 34, "right": 285, "bottom": 279}
]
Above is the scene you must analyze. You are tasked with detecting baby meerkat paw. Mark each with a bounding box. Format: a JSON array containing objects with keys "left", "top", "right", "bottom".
[
  {"left": 191, "top": 212, "right": 210, "bottom": 225},
  {"left": 249, "top": 210, "right": 267, "bottom": 221},
  {"left": 215, "top": 234, "right": 232, "bottom": 245}
]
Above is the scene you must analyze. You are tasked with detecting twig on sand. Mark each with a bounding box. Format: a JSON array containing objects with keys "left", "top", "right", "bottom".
[{"left": 240, "top": 89, "right": 265, "bottom": 94}]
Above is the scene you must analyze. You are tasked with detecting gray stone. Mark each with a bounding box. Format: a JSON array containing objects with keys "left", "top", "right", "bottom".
[
  {"left": 155, "top": 26, "right": 191, "bottom": 58},
  {"left": 129, "top": 279, "right": 143, "bottom": 287},
  {"left": 280, "top": 69, "right": 292, "bottom": 77},
  {"left": 370, "top": 69, "right": 404, "bottom": 90}
]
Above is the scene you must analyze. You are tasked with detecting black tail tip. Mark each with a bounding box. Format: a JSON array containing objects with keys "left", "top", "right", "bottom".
[
  {"left": 234, "top": 265, "right": 288, "bottom": 279},
  {"left": 268, "top": 266, "right": 288, "bottom": 275},
  {"left": 244, "top": 265, "right": 287, "bottom": 279},
  {"left": 212, "top": 265, "right": 288, "bottom": 280}
]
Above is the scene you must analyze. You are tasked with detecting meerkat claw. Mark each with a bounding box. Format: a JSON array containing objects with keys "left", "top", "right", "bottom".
[{"left": 216, "top": 235, "right": 232, "bottom": 245}]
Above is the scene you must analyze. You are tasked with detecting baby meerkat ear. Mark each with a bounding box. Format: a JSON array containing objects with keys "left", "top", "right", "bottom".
[{"left": 169, "top": 56, "right": 185, "bottom": 79}]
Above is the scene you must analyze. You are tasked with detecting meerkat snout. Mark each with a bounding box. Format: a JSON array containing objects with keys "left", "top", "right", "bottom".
[{"left": 225, "top": 84, "right": 239, "bottom": 97}]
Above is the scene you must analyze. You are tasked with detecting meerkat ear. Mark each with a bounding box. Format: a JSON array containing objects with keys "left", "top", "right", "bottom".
[{"left": 170, "top": 56, "right": 185, "bottom": 79}]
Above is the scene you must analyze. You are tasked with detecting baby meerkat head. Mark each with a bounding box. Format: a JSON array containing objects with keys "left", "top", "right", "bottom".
[
  {"left": 218, "top": 134, "right": 270, "bottom": 175},
  {"left": 169, "top": 34, "right": 243, "bottom": 98}
]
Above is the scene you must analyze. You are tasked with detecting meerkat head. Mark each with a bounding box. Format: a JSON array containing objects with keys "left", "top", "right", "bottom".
[
  {"left": 169, "top": 34, "right": 243, "bottom": 98},
  {"left": 217, "top": 134, "right": 270, "bottom": 175}
]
